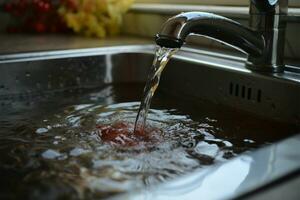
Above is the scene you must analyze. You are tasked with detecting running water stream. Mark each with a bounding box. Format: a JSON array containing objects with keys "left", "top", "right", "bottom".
[{"left": 134, "top": 46, "right": 178, "bottom": 132}]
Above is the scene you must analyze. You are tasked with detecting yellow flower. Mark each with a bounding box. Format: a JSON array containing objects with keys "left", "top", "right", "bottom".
[
  {"left": 65, "top": 13, "right": 81, "bottom": 32},
  {"left": 59, "top": 0, "right": 134, "bottom": 38}
]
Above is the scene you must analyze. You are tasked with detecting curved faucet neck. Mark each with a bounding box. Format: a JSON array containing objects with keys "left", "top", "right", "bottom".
[
  {"left": 156, "top": 12, "right": 265, "bottom": 57},
  {"left": 156, "top": 0, "right": 288, "bottom": 72}
]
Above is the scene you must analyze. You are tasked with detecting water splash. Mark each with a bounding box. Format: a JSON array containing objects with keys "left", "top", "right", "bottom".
[{"left": 134, "top": 46, "right": 178, "bottom": 132}]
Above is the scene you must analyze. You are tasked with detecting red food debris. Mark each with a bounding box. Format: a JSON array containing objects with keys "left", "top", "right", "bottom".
[{"left": 96, "top": 122, "right": 162, "bottom": 147}]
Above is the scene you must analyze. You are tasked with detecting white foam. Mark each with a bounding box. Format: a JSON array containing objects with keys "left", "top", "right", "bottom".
[
  {"left": 42, "top": 149, "right": 61, "bottom": 159},
  {"left": 70, "top": 147, "right": 90, "bottom": 157},
  {"left": 36, "top": 128, "right": 48, "bottom": 134},
  {"left": 194, "top": 141, "right": 219, "bottom": 158}
]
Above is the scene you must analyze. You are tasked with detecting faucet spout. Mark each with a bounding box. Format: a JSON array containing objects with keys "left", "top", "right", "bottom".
[
  {"left": 156, "top": 0, "right": 287, "bottom": 74},
  {"left": 155, "top": 12, "right": 265, "bottom": 57}
]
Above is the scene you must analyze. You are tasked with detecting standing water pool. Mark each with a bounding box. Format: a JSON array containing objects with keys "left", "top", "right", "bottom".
[{"left": 0, "top": 83, "right": 298, "bottom": 200}]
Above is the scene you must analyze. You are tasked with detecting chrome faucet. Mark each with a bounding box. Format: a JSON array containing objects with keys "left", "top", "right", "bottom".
[{"left": 155, "top": 0, "right": 288, "bottom": 72}]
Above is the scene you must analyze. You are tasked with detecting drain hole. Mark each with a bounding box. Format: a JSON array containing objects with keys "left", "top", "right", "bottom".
[
  {"left": 247, "top": 88, "right": 252, "bottom": 100},
  {"left": 235, "top": 84, "right": 239, "bottom": 97},
  {"left": 229, "top": 82, "right": 233, "bottom": 95},
  {"left": 257, "top": 89, "right": 262, "bottom": 102},
  {"left": 228, "top": 82, "right": 262, "bottom": 103}
]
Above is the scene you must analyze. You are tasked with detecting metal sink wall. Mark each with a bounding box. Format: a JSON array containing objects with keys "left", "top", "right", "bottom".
[
  {"left": 161, "top": 49, "right": 300, "bottom": 124},
  {"left": 0, "top": 46, "right": 152, "bottom": 100},
  {"left": 1, "top": 45, "right": 300, "bottom": 124}
]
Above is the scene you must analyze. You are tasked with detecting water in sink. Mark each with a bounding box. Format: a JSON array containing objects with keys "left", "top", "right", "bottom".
[{"left": 0, "top": 83, "right": 298, "bottom": 200}]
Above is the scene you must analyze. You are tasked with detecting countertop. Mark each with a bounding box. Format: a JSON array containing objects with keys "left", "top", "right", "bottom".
[{"left": 0, "top": 34, "right": 153, "bottom": 55}]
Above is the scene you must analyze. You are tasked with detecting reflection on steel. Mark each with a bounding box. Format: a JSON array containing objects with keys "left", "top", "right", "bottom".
[
  {"left": 120, "top": 134, "right": 300, "bottom": 200},
  {"left": 156, "top": 0, "right": 288, "bottom": 72}
]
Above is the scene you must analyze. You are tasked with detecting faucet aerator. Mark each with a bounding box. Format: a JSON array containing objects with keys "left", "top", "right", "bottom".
[{"left": 155, "top": 34, "right": 183, "bottom": 48}]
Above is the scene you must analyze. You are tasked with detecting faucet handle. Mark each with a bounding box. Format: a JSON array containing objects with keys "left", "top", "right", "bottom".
[{"left": 250, "top": 0, "right": 288, "bottom": 14}]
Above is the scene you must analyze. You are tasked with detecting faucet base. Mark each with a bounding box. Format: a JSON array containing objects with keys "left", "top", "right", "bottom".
[{"left": 245, "top": 62, "right": 285, "bottom": 73}]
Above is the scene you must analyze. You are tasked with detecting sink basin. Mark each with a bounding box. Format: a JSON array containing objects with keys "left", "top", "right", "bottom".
[{"left": 0, "top": 45, "right": 299, "bottom": 200}]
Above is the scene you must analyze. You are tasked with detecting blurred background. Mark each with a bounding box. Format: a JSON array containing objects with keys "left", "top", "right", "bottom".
[{"left": 0, "top": 0, "right": 299, "bottom": 62}]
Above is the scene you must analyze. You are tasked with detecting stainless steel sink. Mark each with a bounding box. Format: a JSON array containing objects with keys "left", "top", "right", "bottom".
[
  {"left": 1, "top": 45, "right": 300, "bottom": 124},
  {"left": 0, "top": 44, "right": 300, "bottom": 200},
  {"left": 162, "top": 48, "right": 300, "bottom": 124}
]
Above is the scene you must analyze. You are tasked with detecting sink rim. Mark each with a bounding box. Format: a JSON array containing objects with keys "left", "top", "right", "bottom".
[
  {"left": 1, "top": 44, "right": 299, "bottom": 74},
  {"left": 0, "top": 44, "right": 155, "bottom": 64}
]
